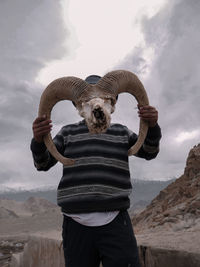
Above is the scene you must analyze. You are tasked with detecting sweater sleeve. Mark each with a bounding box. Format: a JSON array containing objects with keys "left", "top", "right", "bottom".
[
  {"left": 30, "top": 130, "right": 65, "bottom": 171},
  {"left": 128, "top": 123, "right": 162, "bottom": 160}
]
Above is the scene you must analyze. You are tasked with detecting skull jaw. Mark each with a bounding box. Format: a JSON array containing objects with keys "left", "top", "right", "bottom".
[{"left": 86, "top": 114, "right": 111, "bottom": 134}]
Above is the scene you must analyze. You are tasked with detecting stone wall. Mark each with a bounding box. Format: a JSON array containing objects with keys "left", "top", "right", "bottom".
[
  {"left": 9, "top": 236, "right": 200, "bottom": 267},
  {"left": 139, "top": 246, "right": 200, "bottom": 267},
  {"left": 10, "top": 236, "right": 65, "bottom": 267}
]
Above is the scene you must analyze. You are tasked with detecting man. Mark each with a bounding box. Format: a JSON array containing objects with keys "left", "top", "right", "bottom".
[{"left": 31, "top": 75, "right": 161, "bottom": 267}]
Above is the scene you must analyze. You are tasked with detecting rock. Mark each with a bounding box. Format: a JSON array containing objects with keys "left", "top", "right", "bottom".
[
  {"left": 8, "top": 236, "right": 200, "bottom": 267},
  {"left": 184, "top": 144, "right": 200, "bottom": 178},
  {"left": 138, "top": 246, "right": 200, "bottom": 267},
  {"left": 0, "top": 238, "right": 26, "bottom": 267},
  {"left": 0, "top": 207, "right": 19, "bottom": 219},
  {"left": 10, "top": 236, "right": 65, "bottom": 267},
  {"left": 24, "top": 197, "right": 57, "bottom": 214},
  {"left": 132, "top": 144, "right": 200, "bottom": 232}
]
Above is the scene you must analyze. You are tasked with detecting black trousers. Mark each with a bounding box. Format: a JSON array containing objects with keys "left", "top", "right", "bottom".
[{"left": 62, "top": 210, "right": 141, "bottom": 267}]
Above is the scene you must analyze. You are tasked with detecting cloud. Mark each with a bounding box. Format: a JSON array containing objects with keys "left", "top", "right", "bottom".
[
  {"left": 1, "top": 0, "right": 199, "bottom": 190},
  {"left": 0, "top": 0, "right": 68, "bottom": 128},
  {"left": 116, "top": 0, "right": 200, "bottom": 179},
  {"left": 175, "top": 130, "right": 200, "bottom": 143},
  {"left": 0, "top": 0, "right": 72, "bottom": 189},
  {"left": 143, "top": 0, "right": 200, "bottom": 121},
  {"left": 0, "top": 168, "right": 21, "bottom": 184},
  {"left": 0, "top": 0, "right": 67, "bottom": 80}
]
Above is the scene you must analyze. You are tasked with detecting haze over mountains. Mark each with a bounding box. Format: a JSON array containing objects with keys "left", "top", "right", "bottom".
[{"left": 0, "top": 178, "right": 175, "bottom": 214}]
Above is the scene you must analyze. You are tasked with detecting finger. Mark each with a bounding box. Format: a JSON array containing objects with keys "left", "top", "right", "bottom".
[
  {"left": 139, "top": 111, "right": 158, "bottom": 117},
  {"left": 34, "top": 115, "right": 47, "bottom": 123},
  {"left": 138, "top": 108, "right": 157, "bottom": 112},
  {"left": 139, "top": 107, "right": 156, "bottom": 112},
  {"left": 36, "top": 128, "right": 52, "bottom": 135},
  {"left": 34, "top": 124, "right": 52, "bottom": 133},
  {"left": 138, "top": 111, "right": 157, "bottom": 117},
  {"left": 138, "top": 106, "right": 157, "bottom": 114},
  {"left": 138, "top": 107, "right": 157, "bottom": 113},
  {"left": 34, "top": 128, "right": 52, "bottom": 137},
  {"left": 33, "top": 127, "right": 52, "bottom": 137},
  {"left": 33, "top": 119, "right": 52, "bottom": 129},
  {"left": 137, "top": 104, "right": 146, "bottom": 110},
  {"left": 139, "top": 115, "right": 157, "bottom": 119},
  {"left": 33, "top": 116, "right": 52, "bottom": 125},
  {"left": 141, "top": 105, "right": 155, "bottom": 109}
]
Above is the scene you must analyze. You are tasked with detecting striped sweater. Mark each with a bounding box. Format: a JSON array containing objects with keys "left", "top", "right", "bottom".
[{"left": 31, "top": 120, "right": 161, "bottom": 213}]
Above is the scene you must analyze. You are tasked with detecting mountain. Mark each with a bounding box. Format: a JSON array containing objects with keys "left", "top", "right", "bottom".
[
  {"left": 0, "top": 179, "right": 175, "bottom": 213},
  {"left": 0, "top": 187, "right": 57, "bottom": 204},
  {"left": 129, "top": 178, "right": 175, "bottom": 215},
  {"left": 0, "top": 197, "right": 57, "bottom": 219},
  {"left": 133, "top": 143, "right": 200, "bottom": 232},
  {"left": 0, "top": 206, "right": 19, "bottom": 219}
]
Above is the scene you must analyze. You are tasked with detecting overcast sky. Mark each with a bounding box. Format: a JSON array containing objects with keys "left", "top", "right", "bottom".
[{"left": 0, "top": 0, "right": 199, "bottom": 191}]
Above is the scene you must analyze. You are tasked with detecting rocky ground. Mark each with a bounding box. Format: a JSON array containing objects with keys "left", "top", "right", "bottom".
[
  {"left": 132, "top": 143, "right": 200, "bottom": 257},
  {"left": 0, "top": 144, "right": 200, "bottom": 266},
  {"left": 132, "top": 144, "right": 200, "bottom": 230},
  {"left": 0, "top": 197, "right": 63, "bottom": 266},
  {"left": 0, "top": 237, "right": 27, "bottom": 267}
]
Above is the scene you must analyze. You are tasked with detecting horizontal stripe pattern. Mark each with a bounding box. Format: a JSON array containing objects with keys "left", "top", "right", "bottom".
[
  {"left": 60, "top": 164, "right": 131, "bottom": 188},
  {"left": 55, "top": 121, "right": 132, "bottom": 210},
  {"left": 143, "top": 144, "right": 160, "bottom": 154},
  {"left": 31, "top": 120, "right": 161, "bottom": 212},
  {"left": 58, "top": 184, "right": 132, "bottom": 201},
  {"left": 64, "top": 133, "right": 128, "bottom": 144},
  {"left": 63, "top": 140, "right": 128, "bottom": 161},
  {"left": 64, "top": 157, "right": 129, "bottom": 171},
  {"left": 57, "top": 189, "right": 132, "bottom": 211}
]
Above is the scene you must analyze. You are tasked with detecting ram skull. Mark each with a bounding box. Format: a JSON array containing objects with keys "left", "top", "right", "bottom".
[{"left": 38, "top": 70, "right": 149, "bottom": 166}]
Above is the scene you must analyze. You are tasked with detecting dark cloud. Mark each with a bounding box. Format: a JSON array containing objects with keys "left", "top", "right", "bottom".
[
  {"left": 142, "top": 0, "right": 200, "bottom": 122},
  {"left": 116, "top": 0, "right": 200, "bottom": 179},
  {"left": 0, "top": 0, "right": 72, "bottom": 189},
  {"left": 1, "top": 81, "right": 37, "bottom": 115},
  {"left": 1, "top": 0, "right": 199, "bottom": 189},
  {"left": 0, "top": 0, "right": 68, "bottom": 133},
  {"left": 0, "top": 0, "right": 67, "bottom": 80}
]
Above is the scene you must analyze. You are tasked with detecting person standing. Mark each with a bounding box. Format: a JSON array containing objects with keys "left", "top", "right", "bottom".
[{"left": 31, "top": 75, "right": 161, "bottom": 267}]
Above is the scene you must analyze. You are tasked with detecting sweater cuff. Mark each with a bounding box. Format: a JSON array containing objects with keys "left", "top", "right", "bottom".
[
  {"left": 146, "top": 123, "right": 161, "bottom": 139},
  {"left": 30, "top": 138, "right": 47, "bottom": 154}
]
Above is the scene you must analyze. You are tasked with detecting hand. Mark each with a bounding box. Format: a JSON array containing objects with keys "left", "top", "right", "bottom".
[
  {"left": 138, "top": 105, "right": 158, "bottom": 127},
  {"left": 32, "top": 115, "right": 52, "bottom": 143}
]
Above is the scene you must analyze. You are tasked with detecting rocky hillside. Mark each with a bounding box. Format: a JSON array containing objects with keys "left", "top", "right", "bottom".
[
  {"left": 0, "top": 197, "right": 57, "bottom": 218},
  {"left": 133, "top": 143, "right": 200, "bottom": 233},
  {"left": 0, "top": 197, "right": 62, "bottom": 239}
]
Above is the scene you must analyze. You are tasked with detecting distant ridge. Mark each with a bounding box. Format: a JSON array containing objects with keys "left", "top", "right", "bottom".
[
  {"left": 0, "top": 187, "right": 57, "bottom": 204},
  {"left": 0, "top": 178, "right": 176, "bottom": 212}
]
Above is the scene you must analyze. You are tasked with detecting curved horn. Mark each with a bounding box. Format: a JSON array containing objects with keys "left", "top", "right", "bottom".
[
  {"left": 97, "top": 70, "right": 149, "bottom": 156},
  {"left": 38, "top": 77, "right": 89, "bottom": 166}
]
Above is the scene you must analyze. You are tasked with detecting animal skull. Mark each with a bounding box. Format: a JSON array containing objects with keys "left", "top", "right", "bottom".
[
  {"left": 38, "top": 70, "right": 149, "bottom": 166},
  {"left": 78, "top": 97, "right": 114, "bottom": 134}
]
